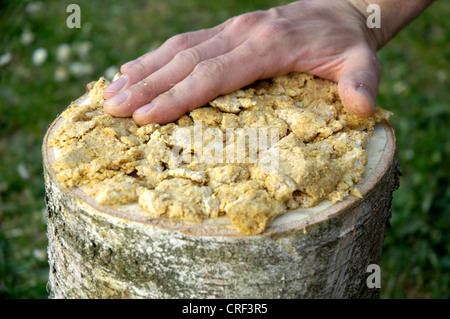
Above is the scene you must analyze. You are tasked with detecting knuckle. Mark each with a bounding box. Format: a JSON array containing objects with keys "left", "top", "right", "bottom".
[
  {"left": 240, "top": 41, "right": 257, "bottom": 57},
  {"left": 228, "top": 11, "right": 265, "bottom": 29},
  {"left": 165, "top": 33, "right": 191, "bottom": 50},
  {"left": 257, "top": 19, "right": 291, "bottom": 39},
  {"left": 124, "top": 61, "right": 148, "bottom": 83},
  {"left": 161, "top": 86, "right": 191, "bottom": 113},
  {"left": 127, "top": 79, "right": 154, "bottom": 104},
  {"left": 132, "top": 61, "right": 147, "bottom": 77},
  {"left": 173, "top": 47, "right": 202, "bottom": 66},
  {"left": 163, "top": 83, "right": 186, "bottom": 100},
  {"left": 356, "top": 45, "right": 382, "bottom": 78},
  {"left": 194, "top": 58, "right": 226, "bottom": 78}
]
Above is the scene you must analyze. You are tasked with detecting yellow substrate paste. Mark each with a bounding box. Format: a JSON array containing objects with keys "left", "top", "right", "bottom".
[{"left": 49, "top": 73, "right": 391, "bottom": 235}]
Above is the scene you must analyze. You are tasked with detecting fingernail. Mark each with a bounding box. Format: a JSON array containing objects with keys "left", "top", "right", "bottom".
[
  {"left": 105, "top": 91, "right": 129, "bottom": 106},
  {"left": 356, "top": 83, "right": 376, "bottom": 107},
  {"left": 122, "top": 59, "right": 140, "bottom": 68},
  {"left": 134, "top": 102, "right": 157, "bottom": 114},
  {"left": 105, "top": 75, "right": 127, "bottom": 93}
]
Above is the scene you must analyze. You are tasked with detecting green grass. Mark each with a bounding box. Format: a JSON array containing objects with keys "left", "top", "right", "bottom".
[
  {"left": 0, "top": 0, "right": 448, "bottom": 299},
  {"left": 376, "top": 1, "right": 450, "bottom": 298}
]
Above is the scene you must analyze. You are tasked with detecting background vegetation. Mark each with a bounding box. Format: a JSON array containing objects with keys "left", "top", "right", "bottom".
[{"left": 0, "top": 0, "right": 448, "bottom": 298}]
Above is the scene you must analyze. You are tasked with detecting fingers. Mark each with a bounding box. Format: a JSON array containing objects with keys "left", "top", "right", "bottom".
[
  {"left": 103, "top": 11, "right": 272, "bottom": 120},
  {"left": 104, "top": 32, "right": 242, "bottom": 118},
  {"left": 103, "top": 27, "right": 224, "bottom": 100},
  {"left": 337, "top": 46, "right": 381, "bottom": 118},
  {"left": 132, "top": 41, "right": 264, "bottom": 125}
]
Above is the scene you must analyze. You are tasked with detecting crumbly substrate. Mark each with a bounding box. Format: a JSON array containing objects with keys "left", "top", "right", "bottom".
[{"left": 49, "top": 73, "right": 391, "bottom": 235}]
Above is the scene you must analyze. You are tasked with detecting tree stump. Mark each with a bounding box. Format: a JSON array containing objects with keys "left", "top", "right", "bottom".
[{"left": 43, "top": 94, "right": 399, "bottom": 299}]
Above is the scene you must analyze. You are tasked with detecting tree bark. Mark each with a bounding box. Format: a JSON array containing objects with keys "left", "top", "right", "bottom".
[{"left": 43, "top": 98, "right": 399, "bottom": 299}]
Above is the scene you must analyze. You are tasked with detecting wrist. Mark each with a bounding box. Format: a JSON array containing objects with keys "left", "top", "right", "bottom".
[
  {"left": 344, "top": 0, "right": 386, "bottom": 50},
  {"left": 345, "top": 0, "right": 434, "bottom": 50}
]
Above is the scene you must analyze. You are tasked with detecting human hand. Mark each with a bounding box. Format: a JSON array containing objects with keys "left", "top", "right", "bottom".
[{"left": 103, "top": 0, "right": 383, "bottom": 125}]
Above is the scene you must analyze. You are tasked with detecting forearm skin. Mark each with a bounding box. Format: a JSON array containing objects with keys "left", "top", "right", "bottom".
[{"left": 347, "top": 0, "right": 435, "bottom": 49}]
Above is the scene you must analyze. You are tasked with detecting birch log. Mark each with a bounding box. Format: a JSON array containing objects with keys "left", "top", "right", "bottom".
[{"left": 43, "top": 95, "right": 399, "bottom": 299}]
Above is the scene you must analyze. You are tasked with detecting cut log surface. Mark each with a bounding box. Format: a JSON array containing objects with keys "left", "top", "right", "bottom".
[{"left": 43, "top": 94, "right": 400, "bottom": 299}]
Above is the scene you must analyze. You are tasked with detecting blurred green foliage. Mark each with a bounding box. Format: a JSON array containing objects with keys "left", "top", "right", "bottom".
[
  {"left": 376, "top": 0, "right": 450, "bottom": 298},
  {"left": 0, "top": 0, "right": 448, "bottom": 298}
]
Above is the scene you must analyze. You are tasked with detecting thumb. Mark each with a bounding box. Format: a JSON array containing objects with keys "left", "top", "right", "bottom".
[{"left": 337, "top": 46, "right": 381, "bottom": 118}]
